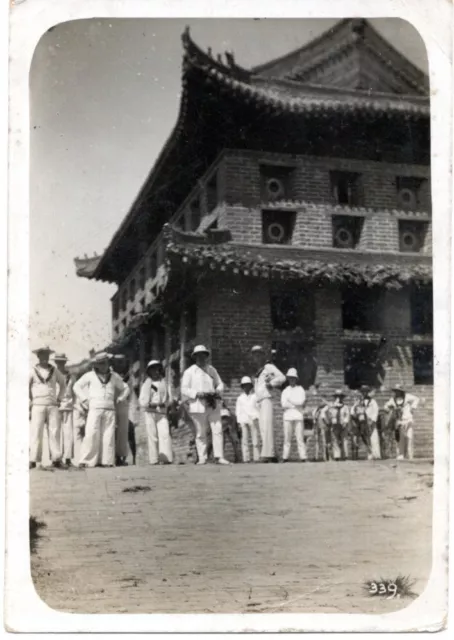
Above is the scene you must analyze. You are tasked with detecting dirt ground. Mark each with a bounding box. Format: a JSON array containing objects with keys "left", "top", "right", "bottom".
[{"left": 30, "top": 459, "right": 433, "bottom": 615}]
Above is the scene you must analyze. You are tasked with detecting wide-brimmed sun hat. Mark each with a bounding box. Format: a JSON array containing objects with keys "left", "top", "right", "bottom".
[
  {"left": 333, "top": 388, "right": 346, "bottom": 397},
  {"left": 240, "top": 376, "right": 253, "bottom": 385},
  {"left": 32, "top": 346, "right": 54, "bottom": 355},
  {"left": 53, "top": 353, "right": 68, "bottom": 362},
  {"left": 360, "top": 384, "right": 371, "bottom": 394},
  {"left": 286, "top": 368, "right": 298, "bottom": 378},
  {"left": 192, "top": 345, "right": 210, "bottom": 357},
  {"left": 392, "top": 384, "right": 405, "bottom": 393},
  {"left": 220, "top": 409, "right": 231, "bottom": 418},
  {"left": 146, "top": 359, "right": 161, "bottom": 369},
  {"left": 91, "top": 352, "right": 112, "bottom": 364}
]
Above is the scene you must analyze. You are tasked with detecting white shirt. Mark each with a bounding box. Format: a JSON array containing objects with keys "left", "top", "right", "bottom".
[
  {"left": 384, "top": 394, "right": 419, "bottom": 424},
  {"left": 139, "top": 378, "right": 168, "bottom": 414},
  {"left": 29, "top": 365, "right": 66, "bottom": 407},
  {"left": 73, "top": 370, "right": 129, "bottom": 411},
  {"left": 181, "top": 363, "right": 224, "bottom": 414},
  {"left": 351, "top": 398, "right": 379, "bottom": 423},
  {"left": 58, "top": 372, "right": 74, "bottom": 411},
  {"left": 281, "top": 385, "right": 306, "bottom": 421},
  {"left": 235, "top": 391, "right": 259, "bottom": 424},
  {"left": 254, "top": 363, "right": 286, "bottom": 402}
]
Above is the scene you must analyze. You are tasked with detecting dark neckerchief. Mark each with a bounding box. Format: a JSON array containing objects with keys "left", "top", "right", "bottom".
[
  {"left": 95, "top": 370, "right": 111, "bottom": 385},
  {"left": 34, "top": 364, "right": 55, "bottom": 384}
]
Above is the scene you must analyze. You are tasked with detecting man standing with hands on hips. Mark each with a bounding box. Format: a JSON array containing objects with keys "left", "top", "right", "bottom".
[
  {"left": 251, "top": 345, "right": 286, "bottom": 463},
  {"left": 181, "top": 345, "right": 229, "bottom": 465}
]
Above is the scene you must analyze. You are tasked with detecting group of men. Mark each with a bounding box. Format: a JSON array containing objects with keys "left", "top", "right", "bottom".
[{"left": 29, "top": 342, "right": 420, "bottom": 469}]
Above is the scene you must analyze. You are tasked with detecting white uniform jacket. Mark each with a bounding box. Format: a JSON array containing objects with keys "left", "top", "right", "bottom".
[
  {"left": 281, "top": 385, "right": 306, "bottom": 421},
  {"left": 235, "top": 391, "right": 259, "bottom": 425},
  {"left": 351, "top": 398, "right": 379, "bottom": 423},
  {"left": 384, "top": 394, "right": 419, "bottom": 424},
  {"left": 29, "top": 365, "right": 66, "bottom": 407},
  {"left": 181, "top": 364, "right": 224, "bottom": 414},
  {"left": 73, "top": 370, "right": 129, "bottom": 411},
  {"left": 254, "top": 363, "right": 286, "bottom": 403},
  {"left": 139, "top": 378, "right": 168, "bottom": 414}
]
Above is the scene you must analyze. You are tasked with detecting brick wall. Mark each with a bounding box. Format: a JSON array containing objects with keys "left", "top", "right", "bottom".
[
  {"left": 221, "top": 150, "right": 431, "bottom": 251},
  {"left": 165, "top": 278, "right": 433, "bottom": 461}
]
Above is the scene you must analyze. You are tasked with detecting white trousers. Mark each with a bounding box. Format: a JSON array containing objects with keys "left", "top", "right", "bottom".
[
  {"left": 79, "top": 408, "right": 116, "bottom": 467},
  {"left": 370, "top": 426, "right": 381, "bottom": 460},
  {"left": 60, "top": 410, "right": 73, "bottom": 461},
  {"left": 30, "top": 405, "right": 62, "bottom": 463},
  {"left": 191, "top": 409, "right": 223, "bottom": 463},
  {"left": 240, "top": 420, "right": 260, "bottom": 462},
  {"left": 398, "top": 422, "right": 414, "bottom": 459},
  {"left": 283, "top": 420, "right": 307, "bottom": 460},
  {"left": 116, "top": 403, "right": 130, "bottom": 459},
  {"left": 258, "top": 398, "right": 274, "bottom": 458},
  {"left": 144, "top": 412, "right": 173, "bottom": 464}
]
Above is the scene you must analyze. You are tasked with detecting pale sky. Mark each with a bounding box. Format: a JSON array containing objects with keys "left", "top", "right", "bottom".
[{"left": 30, "top": 18, "right": 428, "bottom": 364}]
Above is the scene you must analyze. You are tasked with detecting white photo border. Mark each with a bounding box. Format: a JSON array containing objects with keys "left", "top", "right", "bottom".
[{"left": 6, "top": 0, "right": 451, "bottom": 632}]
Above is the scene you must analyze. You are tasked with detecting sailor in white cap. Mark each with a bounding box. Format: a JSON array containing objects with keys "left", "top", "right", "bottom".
[
  {"left": 139, "top": 359, "right": 173, "bottom": 464},
  {"left": 180, "top": 345, "right": 229, "bottom": 465},
  {"left": 29, "top": 346, "right": 66, "bottom": 469},
  {"left": 235, "top": 376, "right": 260, "bottom": 463},
  {"left": 281, "top": 368, "right": 307, "bottom": 462},
  {"left": 251, "top": 345, "right": 286, "bottom": 462},
  {"left": 73, "top": 352, "right": 129, "bottom": 467},
  {"left": 53, "top": 353, "right": 75, "bottom": 466},
  {"left": 384, "top": 385, "right": 419, "bottom": 460}
]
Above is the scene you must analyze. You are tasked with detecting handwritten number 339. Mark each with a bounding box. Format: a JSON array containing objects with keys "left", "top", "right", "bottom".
[{"left": 369, "top": 582, "right": 398, "bottom": 599}]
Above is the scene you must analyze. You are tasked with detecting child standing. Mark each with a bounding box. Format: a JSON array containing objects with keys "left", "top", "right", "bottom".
[
  {"left": 281, "top": 368, "right": 307, "bottom": 462},
  {"left": 235, "top": 376, "right": 261, "bottom": 463}
]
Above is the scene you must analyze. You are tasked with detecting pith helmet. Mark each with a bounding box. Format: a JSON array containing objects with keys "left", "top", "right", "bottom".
[
  {"left": 192, "top": 345, "right": 210, "bottom": 357},
  {"left": 240, "top": 376, "right": 253, "bottom": 385},
  {"left": 286, "top": 368, "right": 298, "bottom": 378}
]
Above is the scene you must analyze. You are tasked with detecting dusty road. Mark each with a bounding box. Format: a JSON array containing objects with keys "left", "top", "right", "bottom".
[{"left": 30, "top": 460, "right": 433, "bottom": 615}]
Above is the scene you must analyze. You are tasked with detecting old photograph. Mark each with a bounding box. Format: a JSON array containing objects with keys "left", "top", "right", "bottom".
[{"left": 27, "top": 16, "right": 435, "bottom": 618}]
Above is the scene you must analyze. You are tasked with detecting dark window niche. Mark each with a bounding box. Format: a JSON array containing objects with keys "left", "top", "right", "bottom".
[
  {"left": 396, "top": 176, "right": 426, "bottom": 210},
  {"left": 330, "top": 171, "right": 363, "bottom": 207},
  {"left": 272, "top": 340, "right": 317, "bottom": 390},
  {"left": 344, "top": 343, "right": 382, "bottom": 389},
  {"left": 410, "top": 284, "right": 433, "bottom": 335},
  {"left": 342, "top": 286, "right": 383, "bottom": 331},
  {"left": 412, "top": 344, "right": 433, "bottom": 385},
  {"left": 262, "top": 210, "right": 296, "bottom": 245},
  {"left": 260, "top": 164, "right": 295, "bottom": 201},
  {"left": 399, "top": 220, "right": 429, "bottom": 253},
  {"left": 332, "top": 214, "right": 364, "bottom": 249},
  {"left": 270, "top": 288, "right": 315, "bottom": 332}
]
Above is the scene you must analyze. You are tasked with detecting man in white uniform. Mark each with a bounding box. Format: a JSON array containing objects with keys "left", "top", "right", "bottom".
[
  {"left": 384, "top": 385, "right": 419, "bottom": 460},
  {"left": 281, "top": 368, "right": 307, "bottom": 462},
  {"left": 73, "top": 352, "right": 129, "bottom": 468},
  {"left": 53, "top": 353, "right": 75, "bottom": 466},
  {"left": 29, "top": 346, "right": 66, "bottom": 469},
  {"left": 251, "top": 345, "right": 286, "bottom": 462},
  {"left": 139, "top": 360, "right": 173, "bottom": 464},
  {"left": 235, "top": 376, "right": 260, "bottom": 463},
  {"left": 181, "top": 345, "right": 229, "bottom": 465}
]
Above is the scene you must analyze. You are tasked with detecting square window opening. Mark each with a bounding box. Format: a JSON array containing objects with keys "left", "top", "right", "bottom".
[
  {"left": 260, "top": 164, "right": 295, "bottom": 202},
  {"left": 342, "top": 286, "right": 383, "bottom": 331},
  {"left": 272, "top": 341, "right": 317, "bottom": 390},
  {"left": 399, "top": 220, "right": 429, "bottom": 253},
  {"left": 344, "top": 343, "right": 382, "bottom": 389},
  {"left": 270, "top": 287, "right": 315, "bottom": 332},
  {"left": 262, "top": 210, "right": 296, "bottom": 245},
  {"left": 410, "top": 284, "right": 433, "bottom": 335},
  {"left": 412, "top": 344, "right": 433, "bottom": 385},
  {"left": 330, "top": 171, "right": 363, "bottom": 207},
  {"left": 332, "top": 214, "right": 364, "bottom": 249},
  {"left": 396, "top": 176, "right": 425, "bottom": 210}
]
